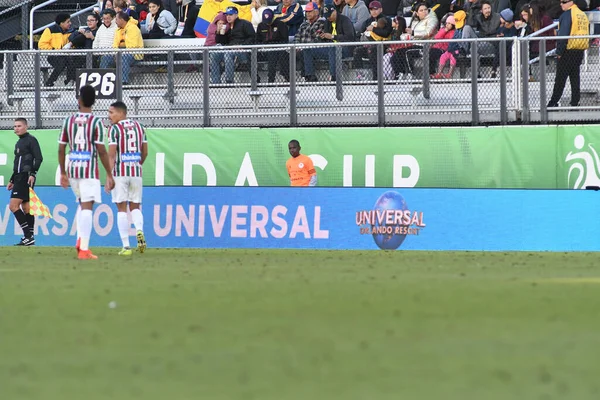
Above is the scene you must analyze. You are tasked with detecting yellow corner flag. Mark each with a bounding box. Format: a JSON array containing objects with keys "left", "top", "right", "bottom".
[{"left": 29, "top": 187, "right": 52, "bottom": 219}]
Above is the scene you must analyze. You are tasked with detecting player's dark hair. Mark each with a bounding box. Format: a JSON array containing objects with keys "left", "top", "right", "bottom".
[
  {"left": 55, "top": 13, "right": 71, "bottom": 25},
  {"left": 102, "top": 8, "right": 116, "bottom": 17},
  {"left": 110, "top": 101, "right": 128, "bottom": 114},
  {"left": 116, "top": 10, "right": 130, "bottom": 22},
  {"left": 79, "top": 85, "right": 96, "bottom": 107},
  {"left": 289, "top": 139, "right": 300, "bottom": 147},
  {"left": 14, "top": 117, "right": 28, "bottom": 125}
]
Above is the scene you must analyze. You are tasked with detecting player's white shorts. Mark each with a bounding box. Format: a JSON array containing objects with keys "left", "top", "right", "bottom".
[
  {"left": 70, "top": 178, "right": 102, "bottom": 203},
  {"left": 112, "top": 176, "right": 143, "bottom": 204}
]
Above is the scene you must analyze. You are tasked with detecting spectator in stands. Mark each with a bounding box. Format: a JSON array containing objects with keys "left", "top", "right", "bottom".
[
  {"left": 474, "top": 0, "right": 501, "bottom": 54},
  {"left": 490, "top": 8, "right": 517, "bottom": 77},
  {"left": 256, "top": 9, "right": 290, "bottom": 82},
  {"left": 488, "top": 0, "right": 510, "bottom": 14},
  {"left": 94, "top": 9, "right": 118, "bottom": 50},
  {"left": 517, "top": 2, "right": 555, "bottom": 80},
  {"left": 342, "top": 0, "right": 370, "bottom": 34},
  {"left": 431, "top": 16, "right": 457, "bottom": 78},
  {"left": 205, "top": 12, "right": 229, "bottom": 46},
  {"left": 302, "top": 3, "right": 355, "bottom": 81},
  {"left": 114, "top": 0, "right": 139, "bottom": 21},
  {"left": 102, "top": 0, "right": 114, "bottom": 10},
  {"left": 251, "top": 0, "right": 269, "bottom": 31},
  {"left": 407, "top": 2, "right": 439, "bottom": 39},
  {"left": 429, "top": 14, "right": 456, "bottom": 76},
  {"left": 357, "top": 1, "right": 393, "bottom": 79},
  {"left": 381, "top": 0, "right": 402, "bottom": 17},
  {"left": 333, "top": 0, "right": 346, "bottom": 14},
  {"left": 210, "top": 6, "right": 255, "bottom": 84},
  {"left": 101, "top": 11, "right": 144, "bottom": 85},
  {"left": 547, "top": 0, "right": 589, "bottom": 108},
  {"left": 69, "top": 13, "right": 100, "bottom": 77},
  {"left": 134, "top": 0, "right": 149, "bottom": 21},
  {"left": 431, "top": 0, "right": 453, "bottom": 20},
  {"left": 446, "top": 10, "right": 472, "bottom": 76},
  {"left": 275, "top": 0, "right": 304, "bottom": 37},
  {"left": 400, "top": 0, "right": 414, "bottom": 17},
  {"left": 464, "top": 0, "right": 482, "bottom": 27},
  {"left": 163, "top": 0, "right": 182, "bottom": 20},
  {"left": 141, "top": 0, "right": 177, "bottom": 38},
  {"left": 387, "top": 14, "right": 414, "bottom": 78},
  {"left": 294, "top": 2, "right": 326, "bottom": 77},
  {"left": 39, "top": 13, "right": 76, "bottom": 87}
]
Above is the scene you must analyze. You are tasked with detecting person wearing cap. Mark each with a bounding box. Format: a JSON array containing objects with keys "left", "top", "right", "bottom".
[
  {"left": 490, "top": 8, "right": 517, "bottom": 78},
  {"left": 445, "top": 10, "right": 472, "bottom": 77},
  {"left": 210, "top": 6, "right": 256, "bottom": 84},
  {"left": 274, "top": 0, "right": 304, "bottom": 36},
  {"left": 355, "top": 1, "right": 393, "bottom": 79},
  {"left": 547, "top": 0, "right": 589, "bottom": 108},
  {"left": 302, "top": 2, "right": 355, "bottom": 81},
  {"left": 256, "top": 8, "right": 290, "bottom": 82},
  {"left": 294, "top": 1, "right": 326, "bottom": 77},
  {"left": 342, "top": 0, "right": 370, "bottom": 34}
]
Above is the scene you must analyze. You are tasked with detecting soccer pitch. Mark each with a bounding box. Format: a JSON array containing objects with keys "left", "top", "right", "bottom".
[{"left": 2, "top": 248, "right": 600, "bottom": 399}]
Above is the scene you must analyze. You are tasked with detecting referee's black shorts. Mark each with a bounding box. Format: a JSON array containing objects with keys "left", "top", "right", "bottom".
[{"left": 10, "top": 173, "right": 32, "bottom": 202}]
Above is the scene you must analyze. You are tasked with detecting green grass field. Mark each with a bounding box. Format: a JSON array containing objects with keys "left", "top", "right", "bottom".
[{"left": 2, "top": 248, "right": 600, "bottom": 400}]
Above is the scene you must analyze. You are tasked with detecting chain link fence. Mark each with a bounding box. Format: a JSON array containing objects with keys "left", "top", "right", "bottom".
[{"left": 0, "top": 35, "right": 599, "bottom": 129}]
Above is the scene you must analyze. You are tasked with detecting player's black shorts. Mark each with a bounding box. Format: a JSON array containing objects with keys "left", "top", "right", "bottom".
[{"left": 10, "top": 173, "right": 31, "bottom": 202}]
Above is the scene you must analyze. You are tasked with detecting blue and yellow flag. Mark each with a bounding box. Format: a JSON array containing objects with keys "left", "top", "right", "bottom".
[
  {"left": 29, "top": 188, "right": 52, "bottom": 219},
  {"left": 194, "top": 0, "right": 253, "bottom": 38}
]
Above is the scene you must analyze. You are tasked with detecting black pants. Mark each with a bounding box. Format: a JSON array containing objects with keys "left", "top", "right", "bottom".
[
  {"left": 391, "top": 46, "right": 422, "bottom": 76},
  {"left": 429, "top": 48, "right": 443, "bottom": 74},
  {"left": 549, "top": 49, "right": 584, "bottom": 107},
  {"left": 47, "top": 55, "right": 77, "bottom": 85},
  {"left": 265, "top": 50, "right": 289, "bottom": 83},
  {"left": 10, "top": 173, "right": 31, "bottom": 202}
]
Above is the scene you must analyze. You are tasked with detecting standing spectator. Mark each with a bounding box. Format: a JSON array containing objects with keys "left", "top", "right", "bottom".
[
  {"left": 251, "top": 0, "right": 269, "bottom": 31},
  {"left": 294, "top": 2, "right": 326, "bottom": 78},
  {"left": 302, "top": 3, "right": 355, "bottom": 81},
  {"left": 286, "top": 140, "right": 317, "bottom": 187},
  {"left": 274, "top": 0, "right": 304, "bottom": 37},
  {"left": 38, "top": 13, "right": 76, "bottom": 87},
  {"left": 142, "top": 0, "right": 178, "bottom": 38},
  {"left": 342, "top": 0, "right": 370, "bottom": 34},
  {"left": 256, "top": 9, "right": 290, "bottom": 82},
  {"left": 547, "top": 0, "right": 589, "bottom": 108},
  {"left": 101, "top": 11, "right": 144, "bottom": 85},
  {"left": 210, "top": 7, "right": 255, "bottom": 84},
  {"left": 490, "top": 8, "right": 517, "bottom": 78},
  {"left": 7, "top": 118, "right": 43, "bottom": 246}
]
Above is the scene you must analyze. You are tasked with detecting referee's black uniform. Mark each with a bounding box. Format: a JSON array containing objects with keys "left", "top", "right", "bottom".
[{"left": 10, "top": 131, "right": 43, "bottom": 245}]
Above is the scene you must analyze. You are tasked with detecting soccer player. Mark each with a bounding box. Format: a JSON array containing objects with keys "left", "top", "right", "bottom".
[
  {"left": 107, "top": 101, "right": 148, "bottom": 255},
  {"left": 58, "top": 85, "right": 115, "bottom": 260},
  {"left": 7, "top": 118, "right": 43, "bottom": 246},
  {"left": 286, "top": 139, "right": 317, "bottom": 187}
]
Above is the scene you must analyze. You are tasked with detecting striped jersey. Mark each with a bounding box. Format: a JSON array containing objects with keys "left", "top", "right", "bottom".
[
  {"left": 58, "top": 113, "right": 106, "bottom": 179},
  {"left": 108, "top": 119, "right": 147, "bottom": 177}
]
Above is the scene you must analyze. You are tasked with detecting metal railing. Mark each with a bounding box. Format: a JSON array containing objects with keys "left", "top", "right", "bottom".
[{"left": 1, "top": 35, "right": 599, "bottom": 128}]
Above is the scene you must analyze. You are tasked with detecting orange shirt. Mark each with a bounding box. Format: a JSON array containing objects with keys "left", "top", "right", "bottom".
[{"left": 286, "top": 154, "right": 316, "bottom": 187}]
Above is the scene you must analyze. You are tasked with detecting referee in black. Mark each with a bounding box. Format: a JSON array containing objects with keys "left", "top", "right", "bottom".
[{"left": 6, "top": 118, "right": 43, "bottom": 246}]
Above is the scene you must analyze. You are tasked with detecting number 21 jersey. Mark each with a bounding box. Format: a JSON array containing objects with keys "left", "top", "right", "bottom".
[
  {"left": 58, "top": 113, "right": 106, "bottom": 179},
  {"left": 109, "top": 119, "right": 147, "bottom": 177}
]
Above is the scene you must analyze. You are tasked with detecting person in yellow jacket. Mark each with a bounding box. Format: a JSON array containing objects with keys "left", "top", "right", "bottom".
[
  {"left": 38, "top": 13, "right": 76, "bottom": 87},
  {"left": 547, "top": 0, "right": 589, "bottom": 108},
  {"left": 99, "top": 11, "right": 144, "bottom": 85}
]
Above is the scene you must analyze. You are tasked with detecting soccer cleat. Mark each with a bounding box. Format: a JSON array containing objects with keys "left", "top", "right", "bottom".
[
  {"left": 76, "top": 237, "right": 81, "bottom": 251},
  {"left": 118, "top": 247, "right": 133, "bottom": 256},
  {"left": 136, "top": 230, "right": 146, "bottom": 253},
  {"left": 15, "top": 236, "right": 35, "bottom": 246},
  {"left": 78, "top": 249, "right": 98, "bottom": 260}
]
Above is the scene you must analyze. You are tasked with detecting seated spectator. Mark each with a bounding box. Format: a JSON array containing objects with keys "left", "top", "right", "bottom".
[
  {"left": 333, "top": 0, "right": 346, "bottom": 14},
  {"left": 94, "top": 8, "right": 118, "bottom": 49},
  {"left": 69, "top": 13, "right": 100, "bottom": 74},
  {"left": 302, "top": 3, "right": 355, "bottom": 82},
  {"left": 134, "top": 0, "right": 149, "bottom": 21},
  {"left": 102, "top": 0, "right": 114, "bottom": 10},
  {"left": 356, "top": 1, "right": 393, "bottom": 79},
  {"left": 294, "top": 2, "right": 326, "bottom": 77},
  {"left": 210, "top": 6, "right": 255, "bottom": 84},
  {"left": 113, "top": 0, "right": 139, "bottom": 25},
  {"left": 100, "top": 11, "right": 144, "bottom": 85},
  {"left": 429, "top": 14, "right": 455, "bottom": 76},
  {"left": 251, "top": 0, "right": 269, "bottom": 31},
  {"left": 491, "top": 8, "right": 517, "bottom": 77},
  {"left": 446, "top": 10, "right": 473, "bottom": 77},
  {"left": 142, "top": 0, "right": 177, "bottom": 38},
  {"left": 464, "top": 0, "right": 481, "bottom": 27},
  {"left": 431, "top": 0, "right": 453, "bottom": 20},
  {"left": 342, "top": 0, "right": 370, "bottom": 35},
  {"left": 274, "top": 0, "right": 304, "bottom": 37},
  {"left": 431, "top": 15, "right": 456, "bottom": 78},
  {"left": 474, "top": 0, "right": 500, "bottom": 54},
  {"left": 256, "top": 9, "right": 290, "bottom": 82},
  {"left": 38, "top": 13, "right": 76, "bottom": 87},
  {"left": 386, "top": 14, "right": 413, "bottom": 78}
]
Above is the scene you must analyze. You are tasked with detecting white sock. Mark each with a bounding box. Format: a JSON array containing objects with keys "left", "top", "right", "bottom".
[
  {"left": 76, "top": 204, "right": 82, "bottom": 240},
  {"left": 79, "top": 209, "right": 93, "bottom": 251},
  {"left": 131, "top": 209, "right": 144, "bottom": 232},
  {"left": 117, "top": 212, "right": 131, "bottom": 248}
]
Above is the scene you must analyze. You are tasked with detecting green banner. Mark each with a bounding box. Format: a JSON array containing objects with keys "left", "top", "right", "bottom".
[{"left": 0, "top": 126, "right": 595, "bottom": 188}]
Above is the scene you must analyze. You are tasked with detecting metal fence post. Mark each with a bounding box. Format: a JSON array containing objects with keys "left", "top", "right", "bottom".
[
  {"left": 470, "top": 40, "right": 479, "bottom": 126},
  {"left": 289, "top": 45, "right": 297, "bottom": 127},
  {"left": 115, "top": 51, "right": 123, "bottom": 102},
  {"left": 251, "top": 47, "right": 258, "bottom": 91},
  {"left": 6, "top": 52, "right": 14, "bottom": 106},
  {"left": 520, "top": 40, "right": 530, "bottom": 123},
  {"left": 167, "top": 50, "right": 175, "bottom": 102},
  {"left": 34, "top": 52, "right": 42, "bottom": 128},
  {"left": 423, "top": 42, "right": 430, "bottom": 100},
  {"left": 86, "top": 51, "right": 93, "bottom": 68},
  {"left": 21, "top": 3, "right": 29, "bottom": 50},
  {"left": 539, "top": 39, "right": 547, "bottom": 123},
  {"left": 499, "top": 39, "right": 507, "bottom": 124},
  {"left": 335, "top": 45, "right": 343, "bottom": 101},
  {"left": 376, "top": 43, "right": 385, "bottom": 127},
  {"left": 203, "top": 48, "right": 210, "bottom": 127}
]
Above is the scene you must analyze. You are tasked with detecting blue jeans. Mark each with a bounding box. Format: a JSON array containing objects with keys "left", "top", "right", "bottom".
[
  {"left": 99, "top": 53, "right": 136, "bottom": 83},
  {"left": 303, "top": 46, "right": 351, "bottom": 77},
  {"left": 210, "top": 51, "right": 249, "bottom": 84}
]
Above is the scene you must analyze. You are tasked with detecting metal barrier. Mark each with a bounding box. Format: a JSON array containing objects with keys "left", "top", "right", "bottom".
[{"left": 0, "top": 35, "right": 598, "bottom": 128}]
